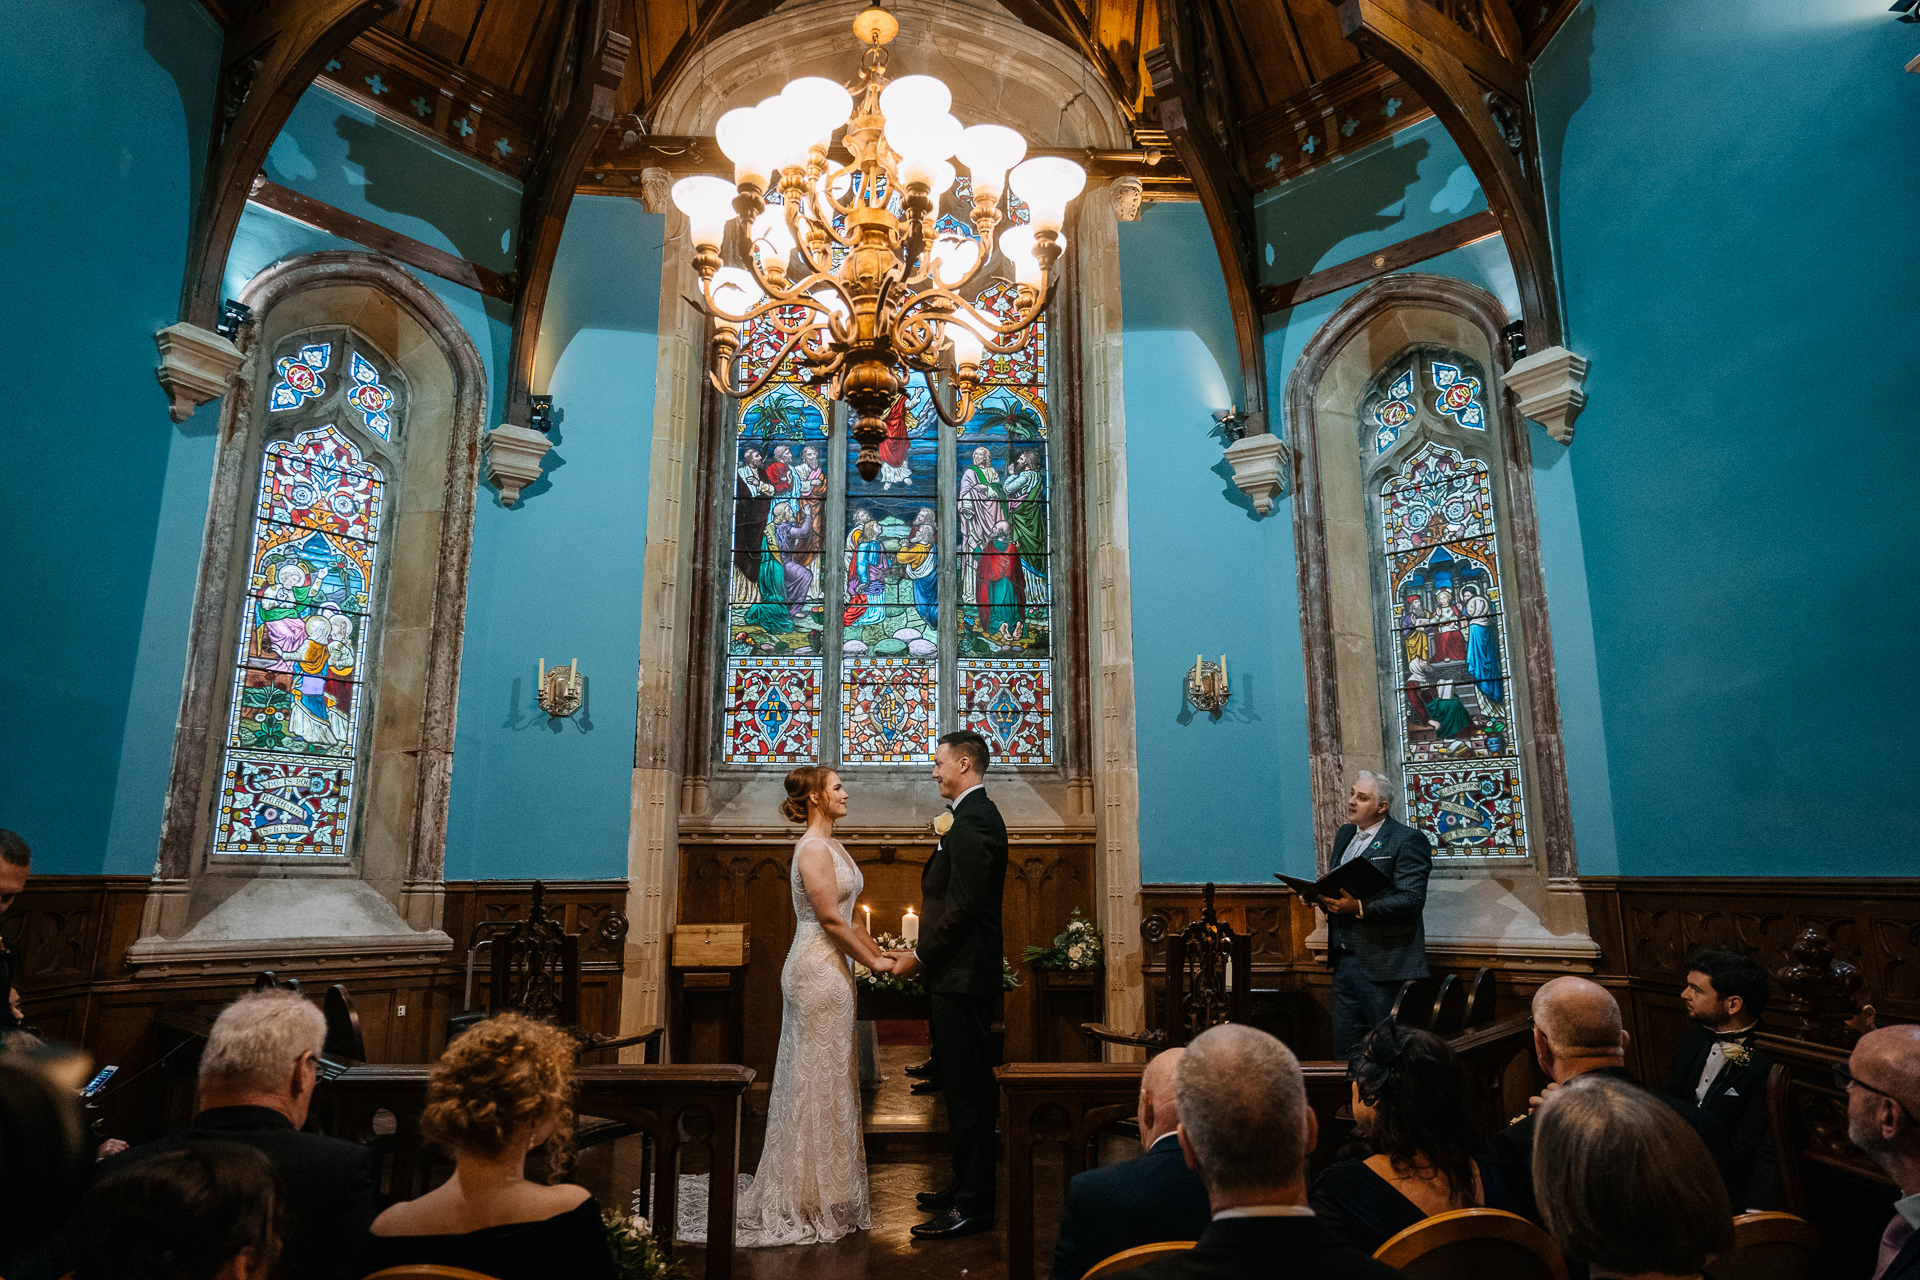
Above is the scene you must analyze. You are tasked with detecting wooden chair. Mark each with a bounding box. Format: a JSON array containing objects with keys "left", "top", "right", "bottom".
[
  {"left": 363, "top": 1268, "right": 503, "bottom": 1280},
  {"left": 1373, "top": 1208, "right": 1569, "bottom": 1279},
  {"left": 1082, "top": 883, "right": 1251, "bottom": 1053},
  {"left": 1704, "top": 1212, "right": 1821, "bottom": 1280},
  {"left": 1390, "top": 975, "right": 1444, "bottom": 1030},
  {"left": 478, "top": 881, "right": 662, "bottom": 1062},
  {"left": 1080, "top": 1240, "right": 1197, "bottom": 1279}
]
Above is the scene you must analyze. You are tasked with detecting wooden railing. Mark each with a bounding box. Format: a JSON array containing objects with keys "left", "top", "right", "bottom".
[
  {"left": 320, "top": 1063, "right": 755, "bottom": 1280},
  {"left": 998, "top": 1013, "right": 1534, "bottom": 1280}
]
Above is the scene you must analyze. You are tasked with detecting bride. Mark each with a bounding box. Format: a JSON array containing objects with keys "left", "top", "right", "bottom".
[{"left": 731, "top": 765, "right": 897, "bottom": 1246}]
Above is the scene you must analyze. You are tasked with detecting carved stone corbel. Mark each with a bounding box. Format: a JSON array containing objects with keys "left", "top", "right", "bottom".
[
  {"left": 1502, "top": 345, "right": 1590, "bottom": 444},
  {"left": 1111, "top": 175, "right": 1144, "bottom": 222},
  {"left": 1223, "top": 433, "right": 1290, "bottom": 516},
  {"left": 484, "top": 423, "right": 554, "bottom": 505},
  {"left": 154, "top": 322, "right": 245, "bottom": 423}
]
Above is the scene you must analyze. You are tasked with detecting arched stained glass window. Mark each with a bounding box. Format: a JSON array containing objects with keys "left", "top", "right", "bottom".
[
  {"left": 1365, "top": 346, "right": 1525, "bottom": 855},
  {"left": 214, "top": 335, "right": 400, "bottom": 855},
  {"left": 719, "top": 182, "right": 1056, "bottom": 768}
]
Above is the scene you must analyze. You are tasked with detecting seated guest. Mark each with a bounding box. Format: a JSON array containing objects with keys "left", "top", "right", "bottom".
[
  {"left": 1532, "top": 1073, "right": 1732, "bottom": 1279},
  {"left": 1844, "top": 1025, "right": 1920, "bottom": 1280},
  {"left": 1660, "top": 947, "right": 1780, "bottom": 1210},
  {"left": 72, "top": 1141, "right": 281, "bottom": 1280},
  {"left": 1124, "top": 1024, "right": 1399, "bottom": 1280},
  {"left": 1051, "top": 1047, "right": 1211, "bottom": 1280},
  {"left": 99, "top": 990, "right": 374, "bottom": 1280},
  {"left": 364, "top": 1013, "right": 618, "bottom": 1280},
  {"left": 1309, "top": 1021, "right": 1516, "bottom": 1253}
]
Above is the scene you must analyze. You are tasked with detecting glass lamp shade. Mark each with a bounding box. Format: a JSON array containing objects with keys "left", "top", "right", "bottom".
[
  {"left": 750, "top": 206, "right": 797, "bottom": 268},
  {"left": 716, "top": 106, "right": 775, "bottom": 188},
  {"left": 886, "top": 111, "right": 962, "bottom": 167},
  {"left": 1008, "top": 156, "right": 1087, "bottom": 233},
  {"left": 709, "top": 266, "right": 766, "bottom": 318},
  {"left": 781, "top": 76, "right": 853, "bottom": 147},
  {"left": 955, "top": 124, "right": 1026, "bottom": 198},
  {"left": 929, "top": 233, "right": 982, "bottom": 286},
  {"left": 810, "top": 284, "right": 852, "bottom": 328},
  {"left": 879, "top": 75, "right": 951, "bottom": 128},
  {"left": 672, "top": 175, "right": 739, "bottom": 248},
  {"left": 900, "top": 156, "right": 957, "bottom": 196},
  {"left": 998, "top": 224, "right": 1061, "bottom": 288},
  {"left": 947, "top": 318, "right": 987, "bottom": 368},
  {"left": 754, "top": 95, "right": 812, "bottom": 171}
]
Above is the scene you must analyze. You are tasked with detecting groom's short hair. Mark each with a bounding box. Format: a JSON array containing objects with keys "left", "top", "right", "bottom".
[{"left": 938, "top": 730, "right": 990, "bottom": 776}]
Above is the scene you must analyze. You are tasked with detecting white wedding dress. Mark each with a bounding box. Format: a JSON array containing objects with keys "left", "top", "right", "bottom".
[{"left": 727, "top": 835, "right": 872, "bottom": 1246}]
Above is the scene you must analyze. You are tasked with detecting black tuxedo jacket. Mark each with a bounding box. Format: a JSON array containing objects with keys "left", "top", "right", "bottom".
[
  {"left": 1884, "top": 1220, "right": 1920, "bottom": 1280},
  {"left": 1050, "top": 1134, "right": 1213, "bottom": 1280},
  {"left": 1659, "top": 1021, "right": 1781, "bottom": 1209},
  {"left": 1124, "top": 1214, "right": 1402, "bottom": 1280},
  {"left": 1325, "top": 816, "right": 1432, "bottom": 983},
  {"left": 919, "top": 787, "right": 1009, "bottom": 996},
  {"left": 97, "top": 1106, "right": 376, "bottom": 1280}
]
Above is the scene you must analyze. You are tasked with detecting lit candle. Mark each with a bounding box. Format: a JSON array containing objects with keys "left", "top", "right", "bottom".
[
  {"left": 902, "top": 907, "right": 919, "bottom": 945},
  {"left": 862, "top": 904, "right": 872, "bottom": 934}
]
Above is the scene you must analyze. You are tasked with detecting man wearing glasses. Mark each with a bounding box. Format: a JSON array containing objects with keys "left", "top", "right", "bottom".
[{"left": 1840, "top": 1025, "right": 1920, "bottom": 1280}]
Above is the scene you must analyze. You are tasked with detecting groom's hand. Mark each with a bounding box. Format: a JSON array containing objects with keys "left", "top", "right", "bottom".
[{"left": 889, "top": 950, "right": 922, "bottom": 979}]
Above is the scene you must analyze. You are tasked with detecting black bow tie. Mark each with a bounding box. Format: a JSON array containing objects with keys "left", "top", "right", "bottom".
[{"left": 1713, "top": 1028, "right": 1755, "bottom": 1041}]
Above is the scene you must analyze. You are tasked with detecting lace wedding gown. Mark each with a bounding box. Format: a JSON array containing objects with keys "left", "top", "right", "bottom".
[{"left": 730, "top": 835, "right": 872, "bottom": 1246}]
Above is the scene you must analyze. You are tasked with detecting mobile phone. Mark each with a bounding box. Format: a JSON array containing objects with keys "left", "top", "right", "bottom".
[{"left": 81, "top": 1065, "right": 118, "bottom": 1098}]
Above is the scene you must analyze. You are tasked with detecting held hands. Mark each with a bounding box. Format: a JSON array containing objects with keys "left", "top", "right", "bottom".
[
  {"left": 867, "top": 953, "right": 898, "bottom": 974},
  {"left": 887, "top": 949, "right": 923, "bottom": 980}
]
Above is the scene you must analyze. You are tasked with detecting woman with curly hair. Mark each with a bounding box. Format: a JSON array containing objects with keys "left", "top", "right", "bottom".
[
  {"left": 362, "top": 1013, "right": 617, "bottom": 1279},
  {"left": 1308, "top": 1020, "right": 1517, "bottom": 1254}
]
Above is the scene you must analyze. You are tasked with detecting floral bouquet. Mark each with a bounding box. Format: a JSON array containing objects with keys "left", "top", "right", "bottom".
[
  {"left": 1022, "top": 907, "right": 1104, "bottom": 971},
  {"left": 853, "top": 932, "right": 1020, "bottom": 993},
  {"left": 605, "top": 1206, "right": 687, "bottom": 1280}
]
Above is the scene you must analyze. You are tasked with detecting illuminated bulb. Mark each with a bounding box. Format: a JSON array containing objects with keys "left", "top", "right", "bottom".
[
  {"left": 810, "top": 285, "right": 852, "bottom": 328},
  {"left": 716, "top": 105, "right": 775, "bottom": 189},
  {"left": 751, "top": 206, "right": 797, "bottom": 270},
  {"left": 886, "top": 110, "right": 962, "bottom": 169},
  {"left": 756, "top": 95, "right": 811, "bottom": 171},
  {"left": 781, "top": 76, "right": 853, "bottom": 148},
  {"left": 710, "top": 266, "right": 766, "bottom": 318},
  {"left": 955, "top": 124, "right": 1026, "bottom": 201},
  {"left": 672, "top": 175, "right": 738, "bottom": 249},
  {"left": 1008, "top": 155, "right": 1087, "bottom": 233},
  {"left": 929, "top": 233, "right": 982, "bottom": 287},
  {"left": 947, "top": 319, "right": 987, "bottom": 369},
  {"left": 879, "top": 75, "right": 951, "bottom": 129},
  {"left": 998, "top": 224, "right": 1060, "bottom": 289},
  {"left": 898, "top": 156, "right": 957, "bottom": 198}
]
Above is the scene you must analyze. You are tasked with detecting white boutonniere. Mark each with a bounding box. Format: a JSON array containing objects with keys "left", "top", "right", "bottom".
[
  {"left": 933, "top": 812, "right": 953, "bottom": 836},
  {"left": 1722, "top": 1040, "right": 1753, "bottom": 1068}
]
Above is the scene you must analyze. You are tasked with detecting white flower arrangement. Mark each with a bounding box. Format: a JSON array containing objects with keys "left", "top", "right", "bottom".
[{"left": 1024, "top": 907, "right": 1105, "bottom": 971}]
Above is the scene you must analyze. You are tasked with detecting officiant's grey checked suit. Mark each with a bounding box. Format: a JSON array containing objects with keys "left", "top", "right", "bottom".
[{"left": 1326, "top": 814, "right": 1432, "bottom": 1056}]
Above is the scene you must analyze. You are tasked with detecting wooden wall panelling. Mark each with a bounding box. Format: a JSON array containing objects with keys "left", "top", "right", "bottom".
[{"left": 3, "top": 877, "right": 630, "bottom": 1146}]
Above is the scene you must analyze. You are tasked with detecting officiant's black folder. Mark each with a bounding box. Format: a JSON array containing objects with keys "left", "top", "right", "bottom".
[{"left": 1273, "top": 853, "right": 1391, "bottom": 902}]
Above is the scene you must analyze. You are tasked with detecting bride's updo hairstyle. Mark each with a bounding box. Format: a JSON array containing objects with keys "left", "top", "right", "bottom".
[{"left": 781, "top": 766, "right": 834, "bottom": 824}]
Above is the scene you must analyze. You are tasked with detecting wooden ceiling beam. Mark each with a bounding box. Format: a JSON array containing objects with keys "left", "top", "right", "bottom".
[
  {"left": 179, "top": 0, "right": 401, "bottom": 329},
  {"left": 1336, "top": 0, "right": 1562, "bottom": 345},
  {"left": 502, "top": 1, "right": 632, "bottom": 426}
]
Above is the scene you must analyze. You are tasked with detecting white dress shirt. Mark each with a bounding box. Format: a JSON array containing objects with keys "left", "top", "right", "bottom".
[
  {"left": 1695, "top": 1020, "right": 1758, "bottom": 1103},
  {"left": 1212, "top": 1204, "right": 1316, "bottom": 1220},
  {"left": 947, "top": 782, "right": 985, "bottom": 811},
  {"left": 1339, "top": 820, "right": 1385, "bottom": 866}
]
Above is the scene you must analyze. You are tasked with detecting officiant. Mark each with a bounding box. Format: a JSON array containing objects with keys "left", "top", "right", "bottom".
[{"left": 1308, "top": 771, "right": 1434, "bottom": 1057}]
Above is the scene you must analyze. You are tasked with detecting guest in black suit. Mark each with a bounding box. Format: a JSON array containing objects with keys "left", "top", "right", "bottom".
[
  {"left": 1310, "top": 1022, "right": 1517, "bottom": 1254},
  {"left": 1296, "top": 773, "right": 1434, "bottom": 1057},
  {"left": 889, "top": 730, "right": 1009, "bottom": 1241},
  {"left": 98, "top": 990, "right": 375, "bottom": 1280},
  {"left": 1844, "top": 1025, "right": 1920, "bottom": 1280},
  {"left": 1660, "top": 947, "right": 1781, "bottom": 1210},
  {"left": 1124, "top": 1025, "right": 1399, "bottom": 1280},
  {"left": 73, "top": 1141, "right": 282, "bottom": 1280},
  {"left": 1533, "top": 1073, "right": 1732, "bottom": 1280},
  {"left": 0, "top": 830, "right": 32, "bottom": 1036},
  {"left": 1050, "top": 1047, "right": 1211, "bottom": 1280}
]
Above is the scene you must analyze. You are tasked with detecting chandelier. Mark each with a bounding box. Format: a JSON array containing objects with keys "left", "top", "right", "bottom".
[{"left": 670, "top": 5, "right": 1086, "bottom": 480}]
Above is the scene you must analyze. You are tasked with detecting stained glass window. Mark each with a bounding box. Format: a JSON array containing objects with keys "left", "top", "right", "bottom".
[
  {"left": 215, "top": 332, "right": 402, "bottom": 853},
  {"left": 717, "top": 184, "right": 1057, "bottom": 768},
  {"left": 1367, "top": 347, "right": 1524, "bottom": 857}
]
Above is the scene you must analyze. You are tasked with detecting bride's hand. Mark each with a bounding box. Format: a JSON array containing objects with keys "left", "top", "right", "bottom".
[{"left": 868, "top": 953, "right": 897, "bottom": 973}]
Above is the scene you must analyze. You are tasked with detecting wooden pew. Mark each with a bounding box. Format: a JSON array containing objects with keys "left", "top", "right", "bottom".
[
  {"left": 321, "top": 1063, "right": 755, "bottom": 1280},
  {"left": 998, "top": 1013, "right": 1534, "bottom": 1280}
]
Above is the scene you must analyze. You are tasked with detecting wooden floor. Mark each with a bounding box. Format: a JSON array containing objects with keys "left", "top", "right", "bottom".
[{"left": 577, "top": 1044, "right": 1069, "bottom": 1280}]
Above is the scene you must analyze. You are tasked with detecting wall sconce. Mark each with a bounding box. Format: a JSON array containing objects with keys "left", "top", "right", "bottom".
[
  {"left": 529, "top": 395, "right": 555, "bottom": 433},
  {"left": 215, "top": 299, "right": 253, "bottom": 341},
  {"left": 1185, "top": 654, "right": 1230, "bottom": 713},
  {"left": 537, "top": 658, "right": 583, "bottom": 717},
  {"left": 1210, "top": 406, "right": 1249, "bottom": 446}
]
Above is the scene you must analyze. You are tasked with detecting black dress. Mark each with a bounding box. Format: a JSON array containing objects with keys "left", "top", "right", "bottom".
[
  {"left": 360, "top": 1197, "right": 619, "bottom": 1280},
  {"left": 1308, "top": 1155, "right": 1517, "bottom": 1256}
]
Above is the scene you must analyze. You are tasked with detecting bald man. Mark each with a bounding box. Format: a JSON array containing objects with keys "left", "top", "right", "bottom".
[
  {"left": 1049, "top": 1048, "right": 1212, "bottom": 1280},
  {"left": 1846, "top": 1025, "right": 1920, "bottom": 1280}
]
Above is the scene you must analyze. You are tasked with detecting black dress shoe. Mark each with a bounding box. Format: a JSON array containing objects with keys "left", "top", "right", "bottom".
[
  {"left": 916, "top": 1186, "right": 956, "bottom": 1211},
  {"left": 909, "top": 1078, "right": 944, "bottom": 1096},
  {"left": 911, "top": 1206, "right": 995, "bottom": 1240},
  {"left": 904, "top": 1059, "right": 937, "bottom": 1079}
]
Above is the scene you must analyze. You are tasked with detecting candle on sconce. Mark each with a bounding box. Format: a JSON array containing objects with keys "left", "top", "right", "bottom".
[
  {"left": 902, "top": 907, "right": 919, "bottom": 945},
  {"left": 862, "top": 904, "right": 872, "bottom": 934},
  {"left": 539, "top": 658, "right": 545, "bottom": 683},
  {"left": 1191, "top": 654, "right": 1202, "bottom": 686},
  {"left": 570, "top": 657, "right": 578, "bottom": 680},
  {"left": 1219, "top": 655, "right": 1227, "bottom": 686}
]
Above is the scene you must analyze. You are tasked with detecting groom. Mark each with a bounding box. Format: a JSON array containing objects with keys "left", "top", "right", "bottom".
[{"left": 890, "top": 729, "right": 1008, "bottom": 1241}]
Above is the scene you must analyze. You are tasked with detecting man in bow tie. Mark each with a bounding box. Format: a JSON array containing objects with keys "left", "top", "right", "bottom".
[
  {"left": 1660, "top": 948, "right": 1781, "bottom": 1210},
  {"left": 1848, "top": 1025, "right": 1920, "bottom": 1280},
  {"left": 889, "top": 730, "right": 1008, "bottom": 1241}
]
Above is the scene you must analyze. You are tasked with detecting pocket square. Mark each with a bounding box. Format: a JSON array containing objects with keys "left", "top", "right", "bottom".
[{"left": 1724, "top": 1088, "right": 1739, "bottom": 1098}]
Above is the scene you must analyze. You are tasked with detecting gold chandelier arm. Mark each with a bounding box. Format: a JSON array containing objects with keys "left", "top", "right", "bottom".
[
  {"left": 926, "top": 374, "right": 979, "bottom": 428},
  {"left": 721, "top": 319, "right": 834, "bottom": 400}
]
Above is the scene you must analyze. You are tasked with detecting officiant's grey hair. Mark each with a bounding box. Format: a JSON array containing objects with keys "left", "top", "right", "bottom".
[
  {"left": 1355, "top": 771, "right": 1395, "bottom": 805},
  {"left": 1175, "top": 1024, "right": 1310, "bottom": 1193},
  {"left": 200, "top": 989, "right": 326, "bottom": 1088}
]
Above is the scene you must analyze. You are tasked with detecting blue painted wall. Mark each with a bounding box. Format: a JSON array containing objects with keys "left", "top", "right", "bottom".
[
  {"left": 0, "top": 0, "right": 223, "bottom": 875},
  {"left": 1532, "top": 0, "right": 1920, "bottom": 875},
  {"left": 444, "top": 197, "right": 665, "bottom": 881}
]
